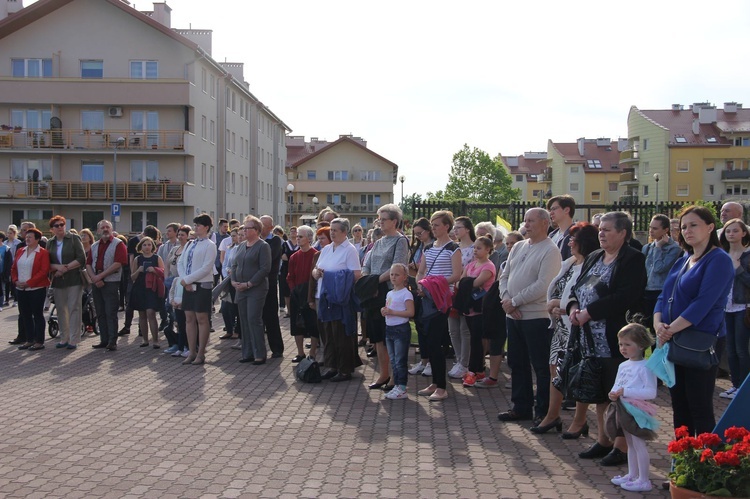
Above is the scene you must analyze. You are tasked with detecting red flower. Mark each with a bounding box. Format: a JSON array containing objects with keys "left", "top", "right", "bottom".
[
  {"left": 725, "top": 426, "right": 750, "bottom": 442},
  {"left": 685, "top": 436, "right": 703, "bottom": 450},
  {"left": 675, "top": 426, "right": 690, "bottom": 439},
  {"left": 714, "top": 451, "right": 741, "bottom": 467},
  {"left": 669, "top": 439, "right": 690, "bottom": 454},
  {"left": 732, "top": 441, "right": 750, "bottom": 456},
  {"left": 700, "top": 449, "right": 714, "bottom": 463},
  {"left": 698, "top": 432, "right": 722, "bottom": 448}
]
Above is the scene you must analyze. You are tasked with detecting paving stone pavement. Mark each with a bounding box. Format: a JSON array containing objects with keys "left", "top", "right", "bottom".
[{"left": 0, "top": 305, "right": 733, "bottom": 498}]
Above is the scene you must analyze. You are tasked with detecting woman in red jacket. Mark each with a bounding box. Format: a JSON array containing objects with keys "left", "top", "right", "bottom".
[{"left": 12, "top": 228, "right": 51, "bottom": 350}]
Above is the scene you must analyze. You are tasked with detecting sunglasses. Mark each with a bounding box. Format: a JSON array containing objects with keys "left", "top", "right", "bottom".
[{"left": 52, "top": 223, "right": 65, "bottom": 228}]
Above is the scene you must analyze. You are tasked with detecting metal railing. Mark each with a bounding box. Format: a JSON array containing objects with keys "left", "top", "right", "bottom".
[
  {"left": 0, "top": 180, "right": 185, "bottom": 201},
  {"left": 0, "top": 128, "right": 186, "bottom": 151}
]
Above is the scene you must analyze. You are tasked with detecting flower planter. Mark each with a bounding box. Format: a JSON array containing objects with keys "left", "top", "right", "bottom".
[{"left": 670, "top": 481, "right": 748, "bottom": 499}]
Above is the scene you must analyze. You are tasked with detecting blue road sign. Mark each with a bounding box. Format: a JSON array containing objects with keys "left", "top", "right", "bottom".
[{"left": 111, "top": 203, "right": 121, "bottom": 217}]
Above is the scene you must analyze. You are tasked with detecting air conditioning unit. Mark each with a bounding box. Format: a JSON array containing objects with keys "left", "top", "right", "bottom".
[{"left": 108, "top": 107, "right": 123, "bottom": 118}]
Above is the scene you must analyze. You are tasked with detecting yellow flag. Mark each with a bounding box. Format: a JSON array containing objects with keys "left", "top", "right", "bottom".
[{"left": 496, "top": 215, "right": 512, "bottom": 232}]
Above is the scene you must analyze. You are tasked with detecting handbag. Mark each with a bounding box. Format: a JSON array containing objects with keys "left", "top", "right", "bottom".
[
  {"left": 552, "top": 326, "right": 580, "bottom": 395},
  {"left": 80, "top": 267, "right": 93, "bottom": 286},
  {"left": 566, "top": 323, "right": 606, "bottom": 404},
  {"left": 665, "top": 259, "right": 719, "bottom": 370},
  {"left": 295, "top": 356, "right": 322, "bottom": 383}
]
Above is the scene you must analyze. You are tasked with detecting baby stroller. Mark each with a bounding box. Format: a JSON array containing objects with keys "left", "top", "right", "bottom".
[{"left": 47, "top": 288, "right": 99, "bottom": 338}]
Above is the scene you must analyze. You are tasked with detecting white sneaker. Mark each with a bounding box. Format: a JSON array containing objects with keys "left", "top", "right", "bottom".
[
  {"left": 180, "top": 349, "right": 190, "bottom": 358},
  {"left": 448, "top": 363, "right": 468, "bottom": 379},
  {"left": 620, "top": 479, "right": 652, "bottom": 492},
  {"left": 171, "top": 348, "right": 183, "bottom": 357},
  {"left": 719, "top": 386, "right": 738, "bottom": 399},
  {"left": 408, "top": 362, "right": 426, "bottom": 375},
  {"left": 385, "top": 386, "right": 408, "bottom": 400},
  {"left": 610, "top": 475, "right": 633, "bottom": 486},
  {"left": 421, "top": 363, "right": 432, "bottom": 377}
]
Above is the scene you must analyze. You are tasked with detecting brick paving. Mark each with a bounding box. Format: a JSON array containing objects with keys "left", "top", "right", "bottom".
[{"left": 0, "top": 306, "right": 732, "bottom": 498}]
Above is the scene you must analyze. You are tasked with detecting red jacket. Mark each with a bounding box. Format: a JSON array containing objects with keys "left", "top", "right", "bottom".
[{"left": 11, "top": 246, "right": 51, "bottom": 288}]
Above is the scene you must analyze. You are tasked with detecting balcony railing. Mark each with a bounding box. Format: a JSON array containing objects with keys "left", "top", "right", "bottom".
[
  {"left": 288, "top": 203, "right": 381, "bottom": 214},
  {"left": 0, "top": 180, "right": 185, "bottom": 201},
  {"left": 619, "top": 148, "right": 639, "bottom": 164},
  {"left": 619, "top": 171, "right": 639, "bottom": 184},
  {"left": 0, "top": 128, "right": 186, "bottom": 151},
  {"left": 721, "top": 169, "right": 750, "bottom": 180}
]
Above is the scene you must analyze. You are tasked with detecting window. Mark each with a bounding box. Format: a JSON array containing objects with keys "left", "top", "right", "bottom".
[
  {"left": 131, "top": 111, "right": 159, "bottom": 147},
  {"left": 642, "top": 138, "right": 649, "bottom": 151},
  {"left": 586, "top": 160, "right": 602, "bottom": 169},
  {"left": 360, "top": 170, "right": 382, "bottom": 181},
  {"left": 210, "top": 74, "right": 215, "bottom": 98},
  {"left": 210, "top": 120, "right": 215, "bottom": 143},
  {"left": 515, "top": 175, "right": 524, "bottom": 182},
  {"left": 231, "top": 92, "right": 236, "bottom": 112},
  {"left": 239, "top": 174, "right": 244, "bottom": 195},
  {"left": 327, "top": 170, "right": 348, "bottom": 181},
  {"left": 81, "top": 60, "right": 103, "bottom": 79},
  {"left": 201, "top": 68, "right": 207, "bottom": 93},
  {"left": 676, "top": 160, "right": 689, "bottom": 172},
  {"left": 132, "top": 211, "right": 158, "bottom": 233},
  {"left": 306, "top": 170, "right": 316, "bottom": 181},
  {"left": 240, "top": 100, "right": 244, "bottom": 119},
  {"left": 569, "top": 182, "right": 579, "bottom": 192},
  {"left": 642, "top": 161, "right": 650, "bottom": 174},
  {"left": 360, "top": 194, "right": 380, "bottom": 205},
  {"left": 11, "top": 158, "right": 52, "bottom": 181},
  {"left": 726, "top": 184, "right": 748, "bottom": 196},
  {"left": 704, "top": 160, "right": 715, "bottom": 172},
  {"left": 675, "top": 136, "right": 687, "bottom": 143},
  {"left": 130, "top": 160, "right": 158, "bottom": 182},
  {"left": 708, "top": 184, "right": 714, "bottom": 196},
  {"left": 227, "top": 174, "right": 232, "bottom": 193},
  {"left": 591, "top": 192, "right": 601, "bottom": 201},
  {"left": 676, "top": 184, "right": 689, "bottom": 197},
  {"left": 231, "top": 172, "right": 235, "bottom": 193},
  {"left": 81, "top": 111, "right": 104, "bottom": 131},
  {"left": 12, "top": 209, "right": 53, "bottom": 227},
  {"left": 201, "top": 163, "right": 206, "bottom": 188},
  {"left": 609, "top": 182, "right": 618, "bottom": 192},
  {"left": 706, "top": 136, "right": 717, "bottom": 143},
  {"left": 130, "top": 61, "right": 158, "bottom": 79},
  {"left": 727, "top": 160, "right": 735, "bottom": 171},
  {"left": 12, "top": 109, "right": 51, "bottom": 130},
  {"left": 81, "top": 161, "right": 104, "bottom": 181},
  {"left": 226, "top": 129, "right": 230, "bottom": 151},
  {"left": 734, "top": 137, "right": 750, "bottom": 146},
  {"left": 643, "top": 185, "right": 649, "bottom": 197},
  {"left": 12, "top": 58, "right": 52, "bottom": 78},
  {"left": 209, "top": 165, "right": 215, "bottom": 189},
  {"left": 570, "top": 166, "right": 580, "bottom": 174},
  {"left": 225, "top": 88, "right": 230, "bottom": 109},
  {"left": 82, "top": 211, "right": 104, "bottom": 232},
  {"left": 231, "top": 132, "right": 235, "bottom": 153},
  {"left": 327, "top": 194, "right": 347, "bottom": 205},
  {"left": 201, "top": 116, "right": 207, "bottom": 140}
]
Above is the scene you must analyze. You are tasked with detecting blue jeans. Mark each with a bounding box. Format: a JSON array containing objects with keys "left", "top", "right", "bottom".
[
  {"left": 506, "top": 317, "right": 552, "bottom": 419},
  {"left": 725, "top": 311, "right": 750, "bottom": 389},
  {"left": 385, "top": 322, "right": 411, "bottom": 387}
]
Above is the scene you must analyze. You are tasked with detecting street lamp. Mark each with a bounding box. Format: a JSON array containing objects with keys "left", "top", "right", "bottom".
[
  {"left": 112, "top": 136, "right": 125, "bottom": 230},
  {"left": 399, "top": 175, "right": 405, "bottom": 204},
  {"left": 653, "top": 173, "right": 660, "bottom": 207},
  {"left": 286, "top": 183, "right": 294, "bottom": 229},
  {"left": 311, "top": 196, "right": 319, "bottom": 227}
]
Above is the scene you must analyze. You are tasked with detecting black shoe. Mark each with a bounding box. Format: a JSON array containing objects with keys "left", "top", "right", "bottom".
[
  {"left": 271, "top": 352, "right": 283, "bottom": 359},
  {"left": 600, "top": 448, "right": 627, "bottom": 466},
  {"left": 106, "top": 343, "right": 117, "bottom": 351},
  {"left": 320, "top": 370, "right": 338, "bottom": 380},
  {"left": 239, "top": 358, "right": 254, "bottom": 363},
  {"left": 366, "top": 348, "right": 377, "bottom": 358},
  {"left": 291, "top": 355, "right": 305, "bottom": 363},
  {"left": 8, "top": 338, "right": 23, "bottom": 345},
  {"left": 252, "top": 359, "right": 266, "bottom": 365},
  {"left": 92, "top": 343, "right": 107, "bottom": 349},
  {"left": 158, "top": 320, "right": 169, "bottom": 331},
  {"left": 329, "top": 373, "right": 352, "bottom": 382},
  {"left": 497, "top": 410, "right": 533, "bottom": 422},
  {"left": 118, "top": 327, "right": 130, "bottom": 336},
  {"left": 578, "top": 442, "right": 613, "bottom": 459},
  {"left": 529, "top": 417, "right": 562, "bottom": 434},
  {"left": 368, "top": 377, "right": 390, "bottom": 390},
  {"left": 562, "top": 422, "right": 590, "bottom": 440}
]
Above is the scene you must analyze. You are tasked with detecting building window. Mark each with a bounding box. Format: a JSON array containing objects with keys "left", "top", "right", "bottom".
[
  {"left": 360, "top": 170, "right": 382, "bottom": 181},
  {"left": 676, "top": 184, "right": 689, "bottom": 197},
  {"left": 81, "top": 111, "right": 104, "bottom": 131},
  {"left": 81, "top": 60, "right": 103, "bottom": 79},
  {"left": 327, "top": 194, "right": 347, "bottom": 205},
  {"left": 642, "top": 138, "right": 649, "bottom": 151},
  {"left": 642, "top": 161, "right": 650, "bottom": 174},
  {"left": 130, "top": 61, "right": 158, "bottom": 79},
  {"left": 306, "top": 171, "right": 316, "bottom": 180},
  {"left": 11, "top": 158, "right": 52, "bottom": 181},
  {"left": 231, "top": 172, "right": 235, "bottom": 193},
  {"left": 360, "top": 194, "right": 381, "bottom": 206},
  {"left": 591, "top": 191, "right": 601, "bottom": 201},
  {"left": 132, "top": 211, "right": 158, "bottom": 233},
  {"left": 201, "top": 68, "right": 207, "bottom": 93},
  {"left": 675, "top": 136, "right": 687, "bottom": 143},
  {"left": 708, "top": 184, "right": 714, "bottom": 196},
  {"left": 515, "top": 175, "right": 524, "bottom": 182},
  {"left": 231, "top": 92, "right": 236, "bottom": 112},
  {"left": 733, "top": 137, "right": 750, "bottom": 146},
  {"left": 231, "top": 132, "right": 236, "bottom": 153},
  {"left": 12, "top": 209, "right": 53, "bottom": 227},
  {"left": 201, "top": 116, "right": 207, "bottom": 140},
  {"left": 210, "top": 120, "right": 215, "bottom": 144},
  {"left": 608, "top": 182, "right": 618, "bottom": 192},
  {"left": 12, "top": 109, "right": 51, "bottom": 130},
  {"left": 726, "top": 184, "right": 748, "bottom": 196},
  {"left": 327, "top": 170, "right": 349, "bottom": 181},
  {"left": 226, "top": 129, "right": 230, "bottom": 151},
  {"left": 726, "top": 160, "right": 735, "bottom": 171},
  {"left": 81, "top": 161, "right": 104, "bottom": 181},
  {"left": 82, "top": 211, "right": 104, "bottom": 232},
  {"left": 676, "top": 160, "right": 689, "bottom": 172},
  {"left": 586, "top": 160, "right": 602, "bottom": 169},
  {"left": 209, "top": 165, "right": 215, "bottom": 189},
  {"left": 225, "top": 88, "right": 230, "bottom": 109},
  {"left": 569, "top": 183, "right": 579, "bottom": 192},
  {"left": 201, "top": 163, "right": 206, "bottom": 188},
  {"left": 130, "top": 160, "right": 158, "bottom": 182},
  {"left": 210, "top": 74, "right": 215, "bottom": 98},
  {"left": 570, "top": 166, "right": 579, "bottom": 174},
  {"left": 642, "top": 185, "right": 649, "bottom": 197},
  {"left": 12, "top": 58, "right": 52, "bottom": 78},
  {"left": 704, "top": 160, "right": 715, "bottom": 172}
]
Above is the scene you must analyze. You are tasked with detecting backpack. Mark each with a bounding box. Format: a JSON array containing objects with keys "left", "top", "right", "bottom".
[{"left": 295, "top": 356, "right": 322, "bottom": 383}]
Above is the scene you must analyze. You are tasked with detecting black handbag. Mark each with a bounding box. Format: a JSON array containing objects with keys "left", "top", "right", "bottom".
[
  {"left": 295, "top": 356, "right": 321, "bottom": 383},
  {"left": 566, "top": 323, "right": 606, "bottom": 404},
  {"left": 667, "top": 329, "right": 718, "bottom": 370},
  {"left": 552, "top": 327, "right": 580, "bottom": 395}
]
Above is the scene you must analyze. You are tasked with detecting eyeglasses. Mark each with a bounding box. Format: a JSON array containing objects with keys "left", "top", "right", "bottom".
[
  {"left": 51, "top": 223, "right": 65, "bottom": 228},
  {"left": 243, "top": 226, "right": 257, "bottom": 231},
  {"left": 413, "top": 230, "right": 425, "bottom": 237},
  {"left": 352, "top": 228, "right": 362, "bottom": 232}
]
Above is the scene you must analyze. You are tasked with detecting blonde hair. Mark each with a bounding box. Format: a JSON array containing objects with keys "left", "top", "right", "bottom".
[
  {"left": 617, "top": 323, "right": 654, "bottom": 350},
  {"left": 136, "top": 236, "right": 156, "bottom": 253}
]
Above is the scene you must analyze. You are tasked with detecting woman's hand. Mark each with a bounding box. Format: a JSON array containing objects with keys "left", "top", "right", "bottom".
[
  {"left": 576, "top": 308, "right": 591, "bottom": 325},
  {"left": 655, "top": 322, "right": 673, "bottom": 344},
  {"left": 569, "top": 307, "right": 580, "bottom": 326},
  {"left": 547, "top": 299, "right": 561, "bottom": 317}
]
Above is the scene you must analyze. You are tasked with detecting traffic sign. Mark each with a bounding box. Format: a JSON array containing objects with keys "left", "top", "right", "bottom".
[{"left": 111, "top": 203, "right": 121, "bottom": 217}]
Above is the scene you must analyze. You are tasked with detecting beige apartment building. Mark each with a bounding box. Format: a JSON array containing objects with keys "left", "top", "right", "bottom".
[
  {"left": 0, "top": 0, "right": 289, "bottom": 233},
  {"left": 286, "top": 135, "right": 398, "bottom": 228}
]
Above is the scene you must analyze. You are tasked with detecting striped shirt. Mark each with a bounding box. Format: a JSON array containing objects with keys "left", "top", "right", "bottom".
[{"left": 424, "top": 241, "right": 459, "bottom": 279}]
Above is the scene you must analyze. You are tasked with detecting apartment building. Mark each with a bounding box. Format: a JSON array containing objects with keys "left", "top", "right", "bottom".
[
  {"left": 286, "top": 135, "right": 398, "bottom": 228},
  {"left": 0, "top": 0, "right": 289, "bottom": 233},
  {"left": 503, "top": 151, "right": 548, "bottom": 202},
  {"left": 621, "top": 102, "right": 750, "bottom": 203}
]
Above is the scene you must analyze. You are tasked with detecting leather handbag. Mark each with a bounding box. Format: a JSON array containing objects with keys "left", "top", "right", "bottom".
[
  {"left": 552, "top": 325, "right": 580, "bottom": 395},
  {"left": 295, "top": 356, "right": 321, "bottom": 383},
  {"left": 566, "top": 323, "right": 606, "bottom": 404},
  {"left": 667, "top": 329, "right": 718, "bottom": 370}
]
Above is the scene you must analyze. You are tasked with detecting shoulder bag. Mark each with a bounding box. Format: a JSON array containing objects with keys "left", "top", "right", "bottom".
[
  {"left": 295, "top": 356, "right": 322, "bottom": 383},
  {"left": 566, "top": 323, "right": 606, "bottom": 404}
]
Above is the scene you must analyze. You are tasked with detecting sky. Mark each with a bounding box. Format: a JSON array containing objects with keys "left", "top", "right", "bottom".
[{"left": 31, "top": 0, "right": 750, "bottom": 197}]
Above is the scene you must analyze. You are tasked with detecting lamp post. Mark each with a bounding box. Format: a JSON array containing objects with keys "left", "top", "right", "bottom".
[
  {"left": 112, "top": 136, "right": 125, "bottom": 231},
  {"left": 653, "top": 173, "right": 660, "bottom": 208},
  {"left": 286, "top": 183, "right": 294, "bottom": 230},
  {"left": 399, "top": 175, "right": 405, "bottom": 204},
  {"left": 312, "top": 196, "right": 319, "bottom": 227}
]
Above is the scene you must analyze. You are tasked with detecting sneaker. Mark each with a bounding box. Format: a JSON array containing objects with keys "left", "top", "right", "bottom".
[
  {"left": 171, "top": 348, "right": 183, "bottom": 357},
  {"left": 180, "top": 349, "right": 190, "bottom": 358},
  {"left": 475, "top": 377, "right": 498, "bottom": 388},
  {"left": 448, "top": 363, "right": 468, "bottom": 379},
  {"left": 462, "top": 372, "right": 477, "bottom": 387},
  {"left": 610, "top": 475, "right": 633, "bottom": 486},
  {"left": 408, "top": 362, "right": 426, "bottom": 375},
  {"left": 164, "top": 345, "right": 179, "bottom": 354},
  {"left": 0, "top": 306, "right": 3, "bottom": 312},
  {"left": 421, "top": 363, "right": 432, "bottom": 377},
  {"left": 11, "top": 302, "right": 17, "bottom": 307},
  {"left": 620, "top": 479, "right": 652, "bottom": 492},
  {"left": 385, "top": 386, "right": 408, "bottom": 400},
  {"left": 719, "top": 386, "right": 738, "bottom": 399}
]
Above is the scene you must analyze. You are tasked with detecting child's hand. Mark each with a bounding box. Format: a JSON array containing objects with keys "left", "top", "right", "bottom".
[
  {"left": 608, "top": 388, "right": 624, "bottom": 401},
  {"left": 380, "top": 306, "right": 388, "bottom": 317}
]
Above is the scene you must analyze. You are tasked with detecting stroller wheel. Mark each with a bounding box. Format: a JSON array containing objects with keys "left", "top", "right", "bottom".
[{"left": 48, "top": 320, "right": 59, "bottom": 338}]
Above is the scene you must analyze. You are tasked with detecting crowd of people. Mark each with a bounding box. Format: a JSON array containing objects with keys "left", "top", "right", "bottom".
[{"left": 3, "top": 197, "right": 747, "bottom": 492}]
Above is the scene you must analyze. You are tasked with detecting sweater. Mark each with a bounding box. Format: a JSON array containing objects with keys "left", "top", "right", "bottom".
[{"left": 498, "top": 238, "right": 561, "bottom": 320}]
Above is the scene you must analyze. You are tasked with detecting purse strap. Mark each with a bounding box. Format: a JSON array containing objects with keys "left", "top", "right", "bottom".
[
  {"left": 580, "top": 322, "right": 596, "bottom": 358},
  {"left": 667, "top": 258, "right": 690, "bottom": 324}
]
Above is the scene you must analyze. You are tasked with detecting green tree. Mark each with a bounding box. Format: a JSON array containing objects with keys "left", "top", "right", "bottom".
[
  {"left": 398, "top": 192, "right": 423, "bottom": 224},
  {"left": 444, "top": 144, "right": 520, "bottom": 203}
]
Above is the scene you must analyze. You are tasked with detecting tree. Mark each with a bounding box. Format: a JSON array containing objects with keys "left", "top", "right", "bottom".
[
  {"left": 444, "top": 144, "right": 520, "bottom": 203},
  {"left": 398, "top": 192, "right": 423, "bottom": 225}
]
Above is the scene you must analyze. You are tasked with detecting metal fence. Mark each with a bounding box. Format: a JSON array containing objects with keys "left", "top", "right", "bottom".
[{"left": 412, "top": 200, "right": 745, "bottom": 232}]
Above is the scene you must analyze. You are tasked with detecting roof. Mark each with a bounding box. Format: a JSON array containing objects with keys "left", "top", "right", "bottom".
[
  {"left": 289, "top": 136, "right": 398, "bottom": 183},
  {"left": 501, "top": 153, "right": 547, "bottom": 176},
  {"left": 549, "top": 139, "right": 622, "bottom": 173},
  {"left": 0, "top": 0, "right": 292, "bottom": 131},
  {"left": 634, "top": 105, "right": 750, "bottom": 147}
]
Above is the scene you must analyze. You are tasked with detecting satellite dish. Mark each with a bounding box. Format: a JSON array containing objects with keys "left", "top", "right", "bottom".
[{"left": 50, "top": 116, "right": 63, "bottom": 148}]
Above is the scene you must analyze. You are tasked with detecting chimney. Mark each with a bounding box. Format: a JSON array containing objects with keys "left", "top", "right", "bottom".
[
  {"left": 617, "top": 138, "right": 628, "bottom": 151},
  {"left": 152, "top": 2, "right": 171, "bottom": 28},
  {"left": 0, "top": 0, "right": 24, "bottom": 20},
  {"left": 692, "top": 102, "right": 710, "bottom": 114},
  {"left": 724, "top": 102, "right": 739, "bottom": 113},
  {"left": 692, "top": 119, "right": 700, "bottom": 135},
  {"left": 577, "top": 138, "right": 585, "bottom": 157},
  {"left": 698, "top": 106, "right": 717, "bottom": 124},
  {"left": 671, "top": 104, "right": 683, "bottom": 111},
  {"left": 595, "top": 137, "right": 610, "bottom": 147}
]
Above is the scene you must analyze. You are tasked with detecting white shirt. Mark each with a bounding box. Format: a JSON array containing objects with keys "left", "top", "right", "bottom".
[
  {"left": 385, "top": 287, "right": 413, "bottom": 326},
  {"left": 17, "top": 246, "right": 42, "bottom": 291},
  {"left": 315, "top": 239, "right": 361, "bottom": 299}
]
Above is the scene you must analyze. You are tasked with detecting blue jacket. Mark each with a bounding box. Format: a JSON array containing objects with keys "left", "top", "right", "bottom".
[
  {"left": 319, "top": 269, "right": 360, "bottom": 335},
  {"left": 643, "top": 239, "right": 683, "bottom": 291}
]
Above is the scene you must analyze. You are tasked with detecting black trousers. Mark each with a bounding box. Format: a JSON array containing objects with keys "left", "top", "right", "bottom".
[{"left": 263, "top": 279, "right": 283, "bottom": 355}]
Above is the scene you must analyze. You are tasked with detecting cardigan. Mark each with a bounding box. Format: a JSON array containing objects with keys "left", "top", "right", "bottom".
[
  {"left": 12, "top": 246, "right": 51, "bottom": 289},
  {"left": 47, "top": 232, "right": 86, "bottom": 288}
]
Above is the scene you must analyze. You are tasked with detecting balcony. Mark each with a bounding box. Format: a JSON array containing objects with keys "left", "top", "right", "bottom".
[
  {"left": 288, "top": 203, "right": 381, "bottom": 215},
  {"left": 0, "top": 180, "right": 185, "bottom": 202},
  {"left": 537, "top": 167, "right": 552, "bottom": 183},
  {"left": 619, "top": 170, "right": 639, "bottom": 186},
  {"left": 619, "top": 148, "right": 639, "bottom": 164},
  {"left": 0, "top": 128, "right": 186, "bottom": 152},
  {"left": 721, "top": 169, "right": 750, "bottom": 180},
  {"left": 619, "top": 195, "right": 639, "bottom": 204}
]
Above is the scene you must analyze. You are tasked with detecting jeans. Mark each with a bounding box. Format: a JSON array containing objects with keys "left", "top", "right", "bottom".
[
  {"left": 174, "top": 308, "right": 187, "bottom": 350},
  {"left": 385, "top": 322, "right": 411, "bottom": 387},
  {"left": 17, "top": 287, "right": 46, "bottom": 344},
  {"left": 92, "top": 281, "right": 120, "bottom": 346},
  {"left": 725, "top": 311, "right": 750, "bottom": 389},
  {"left": 506, "top": 317, "right": 552, "bottom": 418},
  {"left": 448, "top": 314, "right": 471, "bottom": 368}
]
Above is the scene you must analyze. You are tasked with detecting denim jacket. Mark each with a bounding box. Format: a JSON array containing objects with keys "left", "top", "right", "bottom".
[
  {"left": 731, "top": 248, "right": 750, "bottom": 304},
  {"left": 643, "top": 239, "right": 683, "bottom": 291}
]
